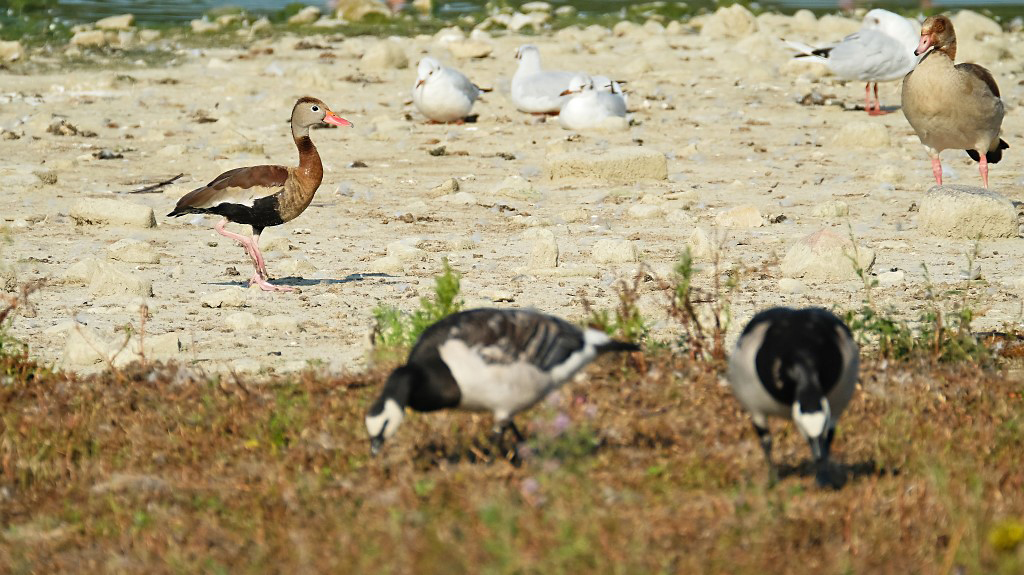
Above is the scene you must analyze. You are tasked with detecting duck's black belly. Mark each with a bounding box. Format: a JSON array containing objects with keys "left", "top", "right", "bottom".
[{"left": 209, "top": 194, "right": 285, "bottom": 229}]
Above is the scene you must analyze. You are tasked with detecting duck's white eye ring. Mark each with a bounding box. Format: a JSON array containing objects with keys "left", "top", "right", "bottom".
[{"left": 311, "top": 105, "right": 320, "bottom": 112}]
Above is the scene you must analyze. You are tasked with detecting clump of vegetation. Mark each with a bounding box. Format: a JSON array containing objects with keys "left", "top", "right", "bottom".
[
  {"left": 371, "top": 258, "right": 463, "bottom": 361},
  {"left": 843, "top": 237, "right": 989, "bottom": 364},
  {"left": 580, "top": 270, "right": 648, "bottom": 345},
  {"left": 666, "top": 247, "right": 738, "bottom": 363}
]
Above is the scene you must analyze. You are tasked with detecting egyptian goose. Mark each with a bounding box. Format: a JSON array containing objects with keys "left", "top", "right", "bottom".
[
  {"left": 787, "top": 9, "right": 918, "bottom": 115},
  {"left": 167, "top": 97, "right": 351, "bottom": 291},
  {"left": 727, "top": 307, "right": 859, "bottom": 488},
  {"left": 511, "top": 44, "right": 577, "bottom": 114},
  {"left": 412, "top": 57, "right": 490, "bottom": 123},
  {"left": 365, "top": 308, "right": 640, "bottom": 459},
  {"left": 558, "top": 74, "right": 627, "bottom": 130},
  {"left": 902, "top": 15, "right": 1008, "bottom": 188}
]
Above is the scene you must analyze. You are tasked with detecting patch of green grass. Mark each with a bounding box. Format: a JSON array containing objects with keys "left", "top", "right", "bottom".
[{"left": 371, "top": 258, "right": 463, "bottom": 360}]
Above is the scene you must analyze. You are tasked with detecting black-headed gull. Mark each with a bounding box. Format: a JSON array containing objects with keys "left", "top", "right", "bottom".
[
  {"left": 412, "top": 57, "right": 489, "bottom": 123},
  {"left": 511, "top": 44, "right": 576, "bottom": 114},
  {"left": 902, "top": 15, "right": 1007, "bottom": 188},
  {"left": 558, "top": 74, "right": 627, "bottom": 130},
  {"left": 787, "top": 9, "right": 918, "bottom": 115}
]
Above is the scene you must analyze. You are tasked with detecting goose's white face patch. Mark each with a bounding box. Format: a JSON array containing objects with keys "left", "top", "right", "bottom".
[
  {"left": 793, "top": 400, "right": 831, "bottom": 439},
  {"left": 365, "top": 398, "right": 404, "bottom": 441}
]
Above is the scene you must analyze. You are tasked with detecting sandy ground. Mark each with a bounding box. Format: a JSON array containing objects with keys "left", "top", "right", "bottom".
[{"left": 1, "top": 10, "right": 1022, "bottom": 375}]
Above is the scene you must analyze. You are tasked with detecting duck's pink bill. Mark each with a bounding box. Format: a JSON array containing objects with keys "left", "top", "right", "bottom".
[{"left": 325, "top": 113, "right": 353, "bottom": 127}]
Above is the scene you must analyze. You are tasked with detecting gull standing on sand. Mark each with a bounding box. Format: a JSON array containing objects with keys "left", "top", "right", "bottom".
[
  {"left": 412, "top": 57, "right": 489, "bottom": 123},
  {"left": 786, "top": 9, "right": 918, "bottom": 115},
  {"left": 558, "top": 74, "right": 627, "bottom": 130},
  {"left": 902, "top": 14, "right": 1008, "bottom": 188},
  {"left": 511, "top": 44, "right": 576, "bottom": 114}
]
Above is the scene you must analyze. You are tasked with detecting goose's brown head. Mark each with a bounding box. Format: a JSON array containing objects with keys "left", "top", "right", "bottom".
[{"left": 917, "top": 15, "right": 956, "bottom": 59}]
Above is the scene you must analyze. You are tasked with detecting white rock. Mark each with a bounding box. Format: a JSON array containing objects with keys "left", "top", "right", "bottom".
[
  {"left": 96, "top": 14, "right": 135, "bottom": 30},
  {"left": 918, "top": 185, "right": 1018, "bottom": 239},
  {"left": 832, "top": 121, "right": 890, "bottom": 148},
  {"left": 812, "top": 200, "right": 850, "bottom": 218},
  {"left": 368, "top": 255, "right": 405, "bottom": 274},
  {"left": 520, "top": 1, "right": 552, "bottom": 12},
  {"left": 70, "top": 30, "right": 108, "bottom": 47},
  {"left": 276, "top": 258, "right": 318, "bottom": 277},
  {"left": 265, "top": 314, "right": 301, "bottom": 333},
  {"left": 201, "top": 288, "right": 249, "bottom": 308},
  {"left": 715, "top": 204, "right": 763, "bottom": 228},
  {"left": 427, "top": 178, "right": 459, "bottom": 198},
  {"left": 334, "top": 0, "right": 390, "bottom": 21},
  {"left": 592, "top": 239, "right": 638, "bottom": 264},
  {"left": 89, "top": 263, "right": 153, "bottom": 297},
  {"left": 362, "top": 40, "right": 408, "bottom": 70},
  {"left": 70, "top": 198, "right": 156, "bottom": 228},
  {"left": 495, "top": 175, "right": 537, "bottom": 198},
  {"left": 107, "top": 238, "right": 160, "bottom": 264},
  {"left": 0, "top": 41, "right": 23, "bottom": 62},
  {"left": 781, "top": 228, "right": 875, "bottom": 281},
  {"left": 139, "top": 29, "right": 161, "bottom": 43},
  {"left": 547, "top": 147, "right": 668, "bottom": 182},
  {"left": 686, "top": 227, "right": 714, "bottom": 259},
  {"left": 260, "top": 235, "right": 292, "bottom": 252},
  {"left": 437, "top": 192, "right": 477, "bottom": 205},
  {"left": 816, "top": 14, "right": 860, "bottom": 38},
  {"left": 288, "top": 6, "right": 321, "bottom": 25},
  {"left": 64, "top": 257, "right": 104, "bottom": 285},
  {"left": 447, "top": 40, "right": 493, "bottom": 59},
  {"left": 386, "top": 239, "right": 426, "bottom": 262},
  {"left": 627, "top": 204, "right": 664, "bottom": 220},
  {"left": 190, "top": 19, "right": 220, "bottom": 33},
  {"left": 528, "top": 229, "right": 559, "bottom": 268},
  {"left": 778, "top": 278, "right": 806, "bottom": 294},
  {"left": 700, "top": 4, "right": 758, "bottom": 39},
  {"left": 62, "top": 324, "right": 112, "bottom": 366},
  {"left": 480, "top": 288, "right": 515, "bottom": 302},
  {"left": 226, "top": 311, "right": 259, "bottom": 331},
  {"left": 952, "top": 10, "right": 1002, "bottom": 40},
  {"left": 877, "top": 270, "right": 905, "bottom": 285}
]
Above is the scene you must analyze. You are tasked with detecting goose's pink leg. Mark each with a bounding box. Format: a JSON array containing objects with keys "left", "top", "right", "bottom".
[
  {"left": 979, "top": 155, "right": 989, "bottom": 189},
  {"left": 931, "top": 157, "right": 943, "bottom": 186}
]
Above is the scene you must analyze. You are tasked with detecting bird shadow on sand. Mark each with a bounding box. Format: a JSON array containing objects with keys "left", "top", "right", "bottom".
[
  {"left": 776, "top": 458, "right": 898, "bottom": 489},
  {"left": 847, "top": 104, "right": 902, "bottom": 114},
  {"left": 209, "top": 272, "right": 397, "bottom": 288}
]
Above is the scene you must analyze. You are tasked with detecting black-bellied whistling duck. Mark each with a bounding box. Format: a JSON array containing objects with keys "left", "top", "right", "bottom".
[
  {"left": 168, "top": 97, "right": 351, "bottom": 291},
  {"left": 364, "top": 308, "right": 640, "bottom": 458},
  {"left": 902, "top": 15, "right": 1008, "bottom": 188}
]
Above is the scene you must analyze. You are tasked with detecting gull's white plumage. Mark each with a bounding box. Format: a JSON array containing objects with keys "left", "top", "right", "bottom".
[
  {"left": 412, "top": 57, "right": 484, "bottom": 123},
  {"left": 511, "top": 44, "right": 576, "bottom": 114},
  {"left": 558, "top": 74, "right": 627, "bottom": 130}
]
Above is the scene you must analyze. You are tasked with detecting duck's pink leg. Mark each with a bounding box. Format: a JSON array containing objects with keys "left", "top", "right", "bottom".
[
  {"left": 979, "top": 155, "right": 989, "bottom": 189},
  {"left": 931, "top": 156, "right": 943, "bottom": 186},
  {"left": 215, "top": 219, "right": 261, "bottom": 273},
  {"left": 249, "top": 231, "right": 293, "bottom": 292}
]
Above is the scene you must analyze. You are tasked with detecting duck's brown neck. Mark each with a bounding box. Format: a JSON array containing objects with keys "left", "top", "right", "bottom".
[
  {"left": 935, "top": 36, "right": 956, "bottom": 61},
  {"left": 293, "top": 132, "right": 324, "bottom": 194}
]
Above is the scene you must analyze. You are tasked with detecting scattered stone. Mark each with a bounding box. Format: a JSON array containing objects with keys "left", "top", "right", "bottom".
[
  {"left": 201, "top": 288, "right": 249, "bottom": 308},
  {"left": 0, "top": 40, "right": 23, "bottom": 62},
  {"left": 362, "top": 40, "right": 408, "bottom": 70},
  {"left": 686, "top": 227, "right": 714, "bottom": 259},
  {"left": 260, "top": 235, "right": 292, "bottom": 252},
  {"left": 832, "top": 121, "right": 890, "bottom": 148},
  {"left": 139, "top": 29, "right": 161, "bottom": 43},
  {"left": 265, "top": 314, "right": 302, "bottom": 333},
  {"left": 64, "top": 257, "right": 103, "bottom": 285},
  {"left": 226, "top": 311, "right": 259, "bottom": 331},
  {"left": 875, "top": 165, "right": 904, "bottom": 183},
  {"left": 386, "top": 239, "right": 426, "bottom": 262},
  {"left": 812, "top": 200, "right": 850, "bottom": 218},
  {"left": 190, "top": 19, "right": 220, "bottom": 33},
  {"left": 70, "top": 30, "right": 108, "bottom": 47},
  {"left": 526, "top": 229, "right": 559, "bottom": 268},
  {"left": 700, "top": 4, "right": 758, "bottom": 39},
  {"left": 62, "top": 324, "right": 112, "bottom": 366},
  {"left": 495, "top": 175, "right": 536, "bottom": 199},
  {"left": 446, "top": 40, "right": 493, "bottom": 59},
  {"left": 918, "top": 185, "right": 1018, "bottom": 238},
  {"left": 627, "top": 204, "right": 664, "bottom": 220},
  {"left": 367, "top": 255, "right": 405, "bottom": 274},
  {"left": 95, "top": 14, "right": 135, "bottom": 30},
  {"left": 547, "top": 147, "right": 668, "bottom": 182},
  {"left": 1, "top": 267, "right": 16, "bottom": 293},
  {"left": 877, "top": 270, "right": 905, "bottom": 285},
  {"left": 480, "top": 288, "right": 515, "bottom": 302},
  {"left": 778, "top": 278, "right": 806, "bottom": 294},
  {"left": 520, "top": 1, "right": 552, "bottom": 12},
  {"left": 288, "top": 6, "right": 321, "bottom": 25},
  {"left": 91, "top": 473, "right": 168, "bottom": 495},
  {"left": 70, "top": 198, "right": 156, "bottom": 228},
  {"left": 816, "top": 14, "right": 860, "bottom": 38},
  {"left": 952, "top": 10, "right": 1003, "bottom": 40},
  {"left": 276, "top": 258, "right": 318, "bottom": 277},
  {"left": 436, "top": 192, "right": 477, "bottom": 205},
  {"left": 89, "top": 263, "right": 153, "bottom": 297},
  {"left": 715, "top": 204, "right": 763, "bottom": 228},
  {"left": 107, "top": 238, "right": 160, "bottom": 264},
  {"left": 781, "top": 228, "right": 875, "bottom": 281},
  {"left": 592, "top": 238, "right": 638, "bottom": 264},
  {"left": 427, "top": 178, "right": 459, "bottom": 198},
  {"left": 334, "top": 0, "right": 390, "bottom": 21}
]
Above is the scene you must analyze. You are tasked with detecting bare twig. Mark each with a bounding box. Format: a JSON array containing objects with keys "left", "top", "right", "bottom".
[{"left": 127, "top": 173, "right": 184, "bottom": 194}]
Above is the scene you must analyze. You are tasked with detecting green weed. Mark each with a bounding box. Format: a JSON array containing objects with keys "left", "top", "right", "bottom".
[{"left": 371, "top": 258, "right": 464, "bottom": 361}]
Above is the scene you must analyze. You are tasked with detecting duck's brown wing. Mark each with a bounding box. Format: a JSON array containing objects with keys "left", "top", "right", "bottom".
[
  {"left": 168, "top": 165, "right": 289, "bottom": 216},
  {"left": 955, "top": 62, "right": 1001, "bottom": 98}
]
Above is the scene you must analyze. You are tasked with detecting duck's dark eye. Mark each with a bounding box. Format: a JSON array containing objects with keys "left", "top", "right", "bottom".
[{"left": 311, "top": 105, "right": 320, "bottom": 112}]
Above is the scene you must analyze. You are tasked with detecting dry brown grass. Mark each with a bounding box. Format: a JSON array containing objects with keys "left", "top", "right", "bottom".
[{"left": 0, "top": 348, "right": 1022, "bottom": 574}]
